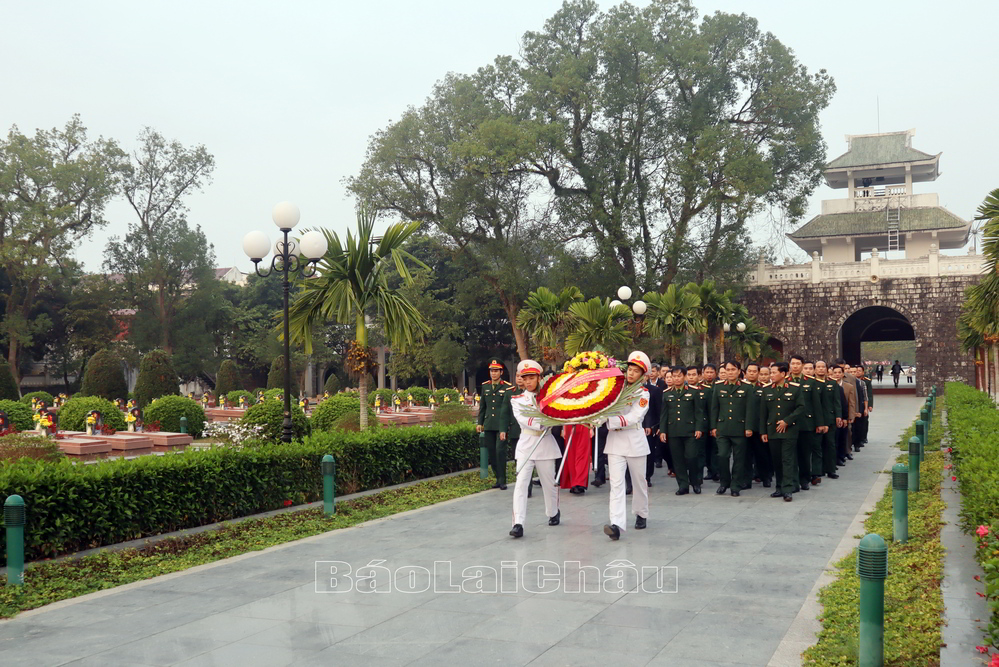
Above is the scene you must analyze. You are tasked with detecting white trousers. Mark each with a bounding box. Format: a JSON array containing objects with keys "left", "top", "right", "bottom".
[
  {"left": 608, "top": 454, "right": 649, "bottom": 531},
  {"left": 512, "top": 458, "right": 558, "bottom": 526}
]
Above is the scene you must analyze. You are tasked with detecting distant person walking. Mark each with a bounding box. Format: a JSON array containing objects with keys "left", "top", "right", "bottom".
[
  {"left": 906, "top": 366, "right": 915, "bottom": 384},
  {"left": 875, "top": 363, "right": 884, "bottom": 382},
  {"left": 890, "top": 360, "right": 903, "bottom": 388}
]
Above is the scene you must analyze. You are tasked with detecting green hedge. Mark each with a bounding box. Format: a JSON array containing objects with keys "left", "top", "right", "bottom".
[
  {"left": 241, "top": 399, "right": 310, "bottom": 442},
  {"left": 0, "top": 400, "right": 35, "bottom": 432},
  {"left": 20, "top": 391, "right": 55, "bottom": 407},
  {"left": 226, "top": 390, "right": 255, "bottom": 407},
  {"left": 215, "top": 360, "right": 242, "bottom": 396},
  {"left": 0, "top": 362, "right": 19, "bottom": 401},
  {"left": 56, "top": 396, "right": 127, "bottom": 432},
  {"left": 323, "top": 374, "right": 341, "bottom": 394},
  {"left": 433, "top": 388, "right": 460, "bottom": 404},
  {"left": 80, "top": 350, "right": 127, "bottom": 401},
  {"left": 0, "top": 423, "right": 477, "bottom": 563},
  {"left": 311, "top": 395, "right": 376, "bottom": 432},
  {"left": 134, "top": 349, "right": 179, "bottom": 409},
  {"left": 144, "top": 396, "right": 206, "bottom": 438},
  {"left": 367, "top": 388, "right": 394, "bottom": 406},
  {"left": 404, "top": 386, "right": 432, "bottom": 406}
]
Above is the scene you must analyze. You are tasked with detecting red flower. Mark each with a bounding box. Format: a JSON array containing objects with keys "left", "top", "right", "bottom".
[
  {"left": 976, "top": 645, "right": 989, "bottom": 654},
  {"left": 948, "top": 447, "right": 953, "bottom": 453},
  {"left": 952, "top": 476, "right": 958, "bottom": 481},
  {"left": 283, "top": 500, "right": 293, "bottom": 507},
  {"left": 975, "top": 575, "right": 982, "bottom": 581},
  {"left": 977, "top": 592, "right": 986, "bottom": 598},
  {"left": 990, "top": 654, "right": 999, "bottom": 667},
  {"left": 944, "top": 464, "right": 952, "bottom": 469},
  {"left": 978, "top": 526, "right": 991, "bottom": 537}
]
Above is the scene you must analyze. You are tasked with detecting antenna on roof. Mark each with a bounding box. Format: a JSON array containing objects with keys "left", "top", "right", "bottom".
[{"left": 876, "top": 96, "right": 880, "bottom": 134}]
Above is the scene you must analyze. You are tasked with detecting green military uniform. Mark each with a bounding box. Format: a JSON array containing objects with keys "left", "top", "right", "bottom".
[
  {"left": 478, "top": 362, "right": 512, "bottom": 488},
  {"left": 660, "top": 384, "right": 708, "bottom": 492},
  {"left": 699, "top": 381, "right": 719, "bottom": 479},
  {"left": 746, "top": 380, "right": 773, "bottom": 488},
  {"left": 500, "top": 385, "right": 525, "bottom": 494},
  {"left": 710, "top": 379, "right": 752, "bottom": 493},
  {"left": 817, "top": 377, "right": 842, "bottom": 476},
  {"left": 760, "top": 379, "right": 806, "bottom": 496},
  {"left": 790, "top": 374, "right": 824, "bottom": 488}
]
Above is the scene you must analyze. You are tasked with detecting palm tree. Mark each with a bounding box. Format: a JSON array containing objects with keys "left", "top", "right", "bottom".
[
  {"left": 565, "top": 298, "right": 632, "bottom": 358},
  {"left": 960, "top": 188, "right": 999, "bottom": 399},
  {"left": 289, "top": 205, "right": 429, "bottom": 427},
  {"left": 726, "top": 317, "right": 768, "bottom": 364},
  {"left": 516, "top": 286, "right": 583, "bottom": 368},
  {"left": 643, "top": 285, "right": 703, "bottom": 365},
  {"left": 684, "top": 281, "right": 733, "bottom": 364}
]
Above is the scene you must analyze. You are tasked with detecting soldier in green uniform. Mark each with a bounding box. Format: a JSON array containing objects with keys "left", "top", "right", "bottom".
[
  {"left": 813, "top": 360, "right": 841, "bottom": 479},
  {"left": 760, "top": 361, "right": 805, "bottom": 502},
  {"left": 501, "top": 371, "right": 526, "bottom": 494},
  {"left": 743, "top": 363, "right": 772, "bottom": 490},
  {"left": 659, "top": 366, "right": 707, "bottom": 495},
  {"left": 477, "top": 359, "right": 512, "bottom": 490},
  {"left": 699, "top": 364, "right": 720, "bottom": 481},
  {"left": 710, "top": 361, "right": 753, "bottom": 497},
  {"left": 788, "top": 355, "right": 824, "bottom": 490}
]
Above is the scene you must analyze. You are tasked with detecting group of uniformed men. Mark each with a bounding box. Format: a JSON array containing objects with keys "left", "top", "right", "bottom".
[{"left": 475, "top": 353, "right": 874, "bottom": 540}]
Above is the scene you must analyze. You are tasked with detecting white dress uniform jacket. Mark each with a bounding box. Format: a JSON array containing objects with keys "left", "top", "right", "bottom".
[
  {"left": 511, "top": 392, "right": 562, "bottom": 460},
  {"left": 604, "top": 385, "right": 651, "bottom": 457}
]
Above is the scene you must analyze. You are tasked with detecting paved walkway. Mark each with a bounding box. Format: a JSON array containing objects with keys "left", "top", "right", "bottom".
[{"left": 0, "top": 396, "right": 924, "bottom": 667}]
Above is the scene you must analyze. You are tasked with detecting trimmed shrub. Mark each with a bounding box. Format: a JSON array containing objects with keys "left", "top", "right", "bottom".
[
  {"left": 80, "top": 350, "right": 127, "bottom": 401},
  {"left": 58, "top": 396, "right": 127, "bottom": 432},
  {"left": 404, "top": 386, "right": 432, "bottom": 406},
  {"left": 0, "top": 400, "right": 35, "bottom": 431},
  {"left": 241, "top": 398, "right": 309, "bottom": 442},
  {"left": 144, "top": 396, "right": 206, "bottom": 438},
  {"left": 0, "top": 422, "right": 476, "bottom": 563},
  {"left": 433, "top": 388, "right": 461, "bottom": 404},
  {"left": 323, "top": 374, "right": 341, "bottom": 395},
  {"left": 0, "top": 433, "right": 64, "bottom": 463},
  {"left": 368, "top": 387, "right": 394, "bottom": 406},
  {"left": 20, "top": 391, "right": 55, "bottom": 406},
  {"left": 0, "top": 362, "right": 19, "bottom": 401},
  {"left": 263, "top": 388, "right": 285, "bottom": 401},
  {"left": 432, "top": 403, "right": 475, "bottom": 425},
  {"left": 133, "top": 349, "right": 179, "bottom": 408},
  {"left": 311, "top": 395, "right": 377, "bottom": 432},
  {"left": 215, "top": 360, "right": 242, "bottom": 396},
  {"left": 226, "top": 390, "right": 255, "bottom": 407},
  {"left": 267, "top": 356, "right": 285, "bottom": 389}
]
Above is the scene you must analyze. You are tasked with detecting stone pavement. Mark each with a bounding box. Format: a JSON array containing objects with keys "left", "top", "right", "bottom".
[{"left": 0, "top": 395, "right": 924, "bottom": 667}]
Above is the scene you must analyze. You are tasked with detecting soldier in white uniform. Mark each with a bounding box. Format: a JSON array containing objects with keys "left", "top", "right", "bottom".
[
  {"left": 603, "top": 351, "right": 652, "bottom": 540},
  {"left": 509, "top": 359, "right": 562, "bottom": 538}
]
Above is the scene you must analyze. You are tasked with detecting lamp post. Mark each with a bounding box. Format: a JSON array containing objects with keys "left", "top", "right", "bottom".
[
  {"left": 611, "top": 285, "right": 647, "bottom": 341},
  {"left": 242, "top": 202, "right": 328, "bottom": 443},
  {"left": 720, "top": 317, "right": 746, "bottom": 364}
]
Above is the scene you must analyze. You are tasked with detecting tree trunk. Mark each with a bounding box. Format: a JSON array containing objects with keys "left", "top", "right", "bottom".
[
  {"left": 158, "top": 285, "right": 173, "bottom": 354},
  {"left": 702, "top": 334, "right": 708, "bottom": 365},
  {"left": 356, "top": 313, "right": 369, "bottom": 429}
]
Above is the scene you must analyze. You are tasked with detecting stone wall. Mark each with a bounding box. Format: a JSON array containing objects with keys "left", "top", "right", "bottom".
[{"left": 741, "top": 275, "right": 978, "bottom": 396}]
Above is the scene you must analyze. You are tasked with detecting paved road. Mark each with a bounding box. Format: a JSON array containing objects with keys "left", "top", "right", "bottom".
[{"left": 0, "top": 396, "right": 924, "bottom": 667}]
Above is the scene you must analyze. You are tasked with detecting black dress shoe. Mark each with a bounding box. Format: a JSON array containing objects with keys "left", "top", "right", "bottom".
[
  {"left": 716, "top": 486, "right": 728, "bottom": 495},
  {"left": 853, "top": 446, "right": 860, "bottom": 452},
  {"left": 827, "top": 473, "right": 840, "bottom": 479},
  {"left": 635, "top": 516, "right": 647, "bottom": 530},
  {"left": 626, "top": 487, "right": 633, "bottom": 496},
  {"left": 762, "top": 480, "right": 772, "bottom": 488},
  {"left": 533, "top": 479, "right": 542, "bottom": 485},
  {"left": 770, "top": 490, "right": 783, "bottom": 498},
  {"left": 647, "top": 479, "right": 653, "bottom": 487},
  {"left": 676, "top": 487, "right": 689, "bottom": 496},
  {"left": 499, "top": 484, "right": 508, "bottom": 490},
  {"left": 692, "top": 485, "right": 701, "bottom": 494},
  {"left": 509, "top": 524, "right": 524, "bottom": 538},
  {"left": 846, "top": 453, "right": 854, "bottom": 460},
  {"left": 492, "top": 483, "right": 501, "bottom": 489},
  {"left": 592, "top": 478, "right": 605, "bottom": 488},
  {"left": 655, "top": 461, "right": 663, "bottom": 468},
  {"left": 783, "top": 494, "right": 793, "bottom": 502},
  {"left": 800, "top": 484, "right": 809, "bottom": 491},
  {"left": 837, "top": 458, "right": 847, "bottom": 466},
  {"left": 710, "top": 474, "right": 720, "bottom": 482},
  {"left": 604, "top": 524, "right": 621, "bottom": 540},
  {"left": 731, "top": 489, "right": 740, "bottom": 497},
  {"left": 527, "top": 485, "right": 532, "bottom": 498},
  {"left": 811, "top": 477, "right": 822, "bottom": 485},
  {"left": 549, "top": 510, "right": 560, "bottom": 526}
]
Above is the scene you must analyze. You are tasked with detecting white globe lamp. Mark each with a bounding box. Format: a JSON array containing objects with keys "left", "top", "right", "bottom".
[
  {"left": 617, "top": 286, "right": 632, "bottom": 301},
  {"left": 300, "top": 230, "right": 328, "bottom": 260},
  {"left": 242, "top": 231, "right": 271, "bottom": 261},
  {"left": 272, "top": 201, "right": 301, "bottom": 230},
  {"left": 632, "top": 300, "right": 647, "bottom": 316}
]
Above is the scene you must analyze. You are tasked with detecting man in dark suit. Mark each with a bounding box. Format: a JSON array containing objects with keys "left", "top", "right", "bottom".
[{"left": 643, "top": 366, "right": 663, "bottom": 486}]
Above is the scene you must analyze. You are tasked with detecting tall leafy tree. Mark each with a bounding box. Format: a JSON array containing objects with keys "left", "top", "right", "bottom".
[
  {"left": 643, "top": 284, "right": 703, "bottom": 365},
  {"left": 288, "top": 205, "right": 429, "bottom": 428},
  {"left": 0, "top": 115, "right": 126, "bottom": 382},
  {"left": 104, "top": 128, "right": 216, "bottom": 355},
  {"left": 684, "top": 280, "right": 733, "bottom": 364},
  {"left": 565, "top": 298, "right": 631, "bottom": 358},
  {"left": 960, "top": 188, "right": 999, "bottom": 398},
  {"left": 516, "top": 286, "right": 583, "bottom": 368}
]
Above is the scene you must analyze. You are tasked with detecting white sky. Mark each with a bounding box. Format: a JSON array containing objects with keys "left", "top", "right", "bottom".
[{"left": 3, "top": 0, "right": 996, "bottom": 273}]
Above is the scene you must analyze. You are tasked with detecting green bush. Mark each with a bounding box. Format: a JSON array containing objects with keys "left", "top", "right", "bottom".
[
  {"left": 262, "top": 388, "right": 285, "bottom": 401},
  {"left": 143, "top": 396, "right": 206, "bottom": 438},
  {"left": 0, "top": 433, "right": 64, "bottom": 463},
  {"left": 80, "top": 350, "right": 127, "bottom": 401},
  {"left": 20, "top": 391, "right": 55, "bottom": 407},
  {"left": 0, "top": 422, "right": 477, "bottom": 564},
  {"left": 241, "top": 398, "right": 310, "bottom": 442},
  {"left": 323, "top": 374, "right": 341, "bottom": 395},
  {"left": 226, "top": 390, "right": 255, "bottom": 407},
  {"left": 0, "top": 362, "right": 19, "bottom": 401},
  {"left": 0, "top": 400, "right": 35, "bottom": 431},
  {"left": 311, "top": 395, "right": 377, "bottom": 432},
  {"left": 57, "top": 396, "right": 127, "bottom": 432},
  {"left": 432, "top": 403, "right": 475, "bottom": 425},
  {"left": 433, "top": 388, "right": 460, "bottom": 404},
  {"left": 266, "top": 356, "right": 285, "bottom": 389},
  {"left": 133, "top": 349, "right": 179, "bottom": 408},
  {"left": 215, "top": 360, "right": 242, "bottom": 396},
  {"left": 368, "top": 387, "right": 394, "bottom": 406},
  {"left": 404, "top": 386, "right": 432, "bottom": 406}
]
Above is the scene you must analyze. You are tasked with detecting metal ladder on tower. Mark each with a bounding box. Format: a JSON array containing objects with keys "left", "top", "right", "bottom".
[{"left": 886, "top": 204, "right": 901, "bottom": 254}]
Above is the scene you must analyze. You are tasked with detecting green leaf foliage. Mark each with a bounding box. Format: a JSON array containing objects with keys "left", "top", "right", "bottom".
[
  {"left": 19, "top": 391, "right": 55, "bottom": 406},
  {"left": 432, "top": 388, "right": 460, "bottom": 404},
  {"left": 240, "top": 398, "right": 310, "bottom": 443},
  {"left": 0, "top": 423, "right": 477, "bottom": 565},
  {"left": 403, "top": 386, "right": 431, "bottom": 406},
  {"left": 0, "top": 400, "right": 35, "bottom": 431},
  {"left": 267, "top": 355, "right": 285, "bottom": 390},
  {"left": 57, "top": 396, "right": 127, "bottom": 432},
  {"left": 311, "top": 395, "right": 377, "bottom": 432},
  {"left": 367, "top": 388, "right": 395, "bottom": 406},
  {"left": 133, "top": 349, "right": 179, "bottom": 408},
  {"left": 323, "top": 374, "right": 341, "bottom": 394},
  {"left": 432, "top": 403, "right": 475, "bottom": 425},
  {"left": 143, "top": 396, "right": 206, "bottom": 438},
  {"left": 0, "top": 433, "right": 64, "bottom": 464},
  {"left": 226, "top": 390, "right": 255, "bottom": 407},
  {"left": 215, "top": 360, "right": 242, "bottom": 396},
  {"left": 79, "top": 349, "right": 127, "bottom": 401}
]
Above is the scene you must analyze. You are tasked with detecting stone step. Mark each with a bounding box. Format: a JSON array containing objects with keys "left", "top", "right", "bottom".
[
  {"left": 57, "top": 438, "right": 113, "bottom": 460},
  {"left": 147, "top": 432, "right": 193, "bottom": 451}
]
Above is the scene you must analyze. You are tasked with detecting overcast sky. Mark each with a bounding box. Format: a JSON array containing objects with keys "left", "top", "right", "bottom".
[{"left": 3, "top": 0, "right": 995, "bottom": 273}]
